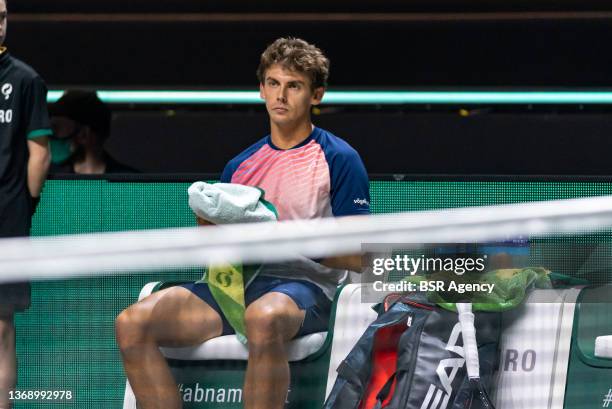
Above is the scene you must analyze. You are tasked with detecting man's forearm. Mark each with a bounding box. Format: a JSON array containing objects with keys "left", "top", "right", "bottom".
[
  {"left": 321, "top": 254, "right": 362, "bottom": 272},
  {"left": 27, "top": 139, "right": 51, "bottom": 198}
]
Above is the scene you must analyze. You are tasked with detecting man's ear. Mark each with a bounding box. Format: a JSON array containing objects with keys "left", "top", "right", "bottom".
[
  {"left": 259, "top": 83, "right": 265, "bottom": 100},
  {"left": 311, "top": 87, "right": 325, "bottom": 106}
]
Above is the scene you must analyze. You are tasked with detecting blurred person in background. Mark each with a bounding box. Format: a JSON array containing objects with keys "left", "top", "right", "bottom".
[
  {"left": 49, "top": 89, "right": 136, "bottom": 174},
  {"left": 0, "top": 0, "right": 52, "bottom": 407}
]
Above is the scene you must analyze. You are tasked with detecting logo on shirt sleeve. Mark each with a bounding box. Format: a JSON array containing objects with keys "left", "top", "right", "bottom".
[
  {"left": 353, "top": 198, "right": 370, "bottom": 206},
  {"left": 1, "top": 83, "right": 12, "bottom": 100}
]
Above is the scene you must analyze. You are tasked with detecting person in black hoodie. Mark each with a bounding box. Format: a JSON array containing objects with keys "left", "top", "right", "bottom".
[
  {"left": 49, "top": 89, "right": 136, "bottom": 174},
  {"left": 0, "top": 0, "right": 53, "bottom": 407}
]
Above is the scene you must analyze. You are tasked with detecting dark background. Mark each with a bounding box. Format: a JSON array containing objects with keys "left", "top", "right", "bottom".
[
  {"left": 11, "top": 0, "right": 612, "bottom": 13},
  {"left": 108, "top": 110, "right": 612, "bottom": 175},
  {"left": 10, "top": 0, "right": 612, "bottom": 88},
  {"left": 9, "top": 17, "right": 612, "bottom": 88},
  {"left": 10, "top": 1, "right": 612, "bottom": 174}
]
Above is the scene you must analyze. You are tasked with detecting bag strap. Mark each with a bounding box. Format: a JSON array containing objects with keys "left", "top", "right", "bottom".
[{"left": 383, "top": 293, "right": 404, "bottom": 311}]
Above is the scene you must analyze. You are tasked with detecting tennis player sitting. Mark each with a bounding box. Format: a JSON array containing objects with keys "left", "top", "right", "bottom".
[{"left": 115, "top": 37, "right": 370, "bottom": 409}]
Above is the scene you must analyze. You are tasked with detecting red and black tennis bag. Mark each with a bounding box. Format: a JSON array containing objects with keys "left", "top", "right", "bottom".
[{"left": 323, "top": 293, "right": 501, "bottom": 409}]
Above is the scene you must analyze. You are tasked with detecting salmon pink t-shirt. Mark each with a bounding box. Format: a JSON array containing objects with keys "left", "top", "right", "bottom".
[{"left": 221, "top": 126, "right": 370, "bottom": 220}]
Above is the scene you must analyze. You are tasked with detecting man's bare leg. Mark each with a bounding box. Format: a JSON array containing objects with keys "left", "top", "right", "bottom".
[
  {"left": 115, "top": 287, "right": 223, "bottom": 409},
  {"left": 243, "top": 293, "right": 305, "bottom": 409},
  {"left": 0, "top": 308, "right": 15, "bottom": 409}
]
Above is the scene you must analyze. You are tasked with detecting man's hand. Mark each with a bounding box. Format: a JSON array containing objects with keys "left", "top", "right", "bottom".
[
  {"left": 196, "top": 216, "right": 214, "bottom": 226},
  {"left": 321, "top": 254, "right": 362, "bottom": 272}
]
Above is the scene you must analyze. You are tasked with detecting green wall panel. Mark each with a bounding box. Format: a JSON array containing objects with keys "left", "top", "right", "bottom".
[{"left": 14, "top": 178, "right": 612, "bottom": 408}]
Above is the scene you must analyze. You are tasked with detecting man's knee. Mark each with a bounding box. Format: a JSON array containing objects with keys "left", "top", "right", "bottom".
[
  {"left": 244, "top": 303, "right": 298, "bottom": 345},
  {"left": 116, "top": 286, "right": 222, "bottom": 352},
  {"left": 115, "top": 303, "right": 151, "bottom": 353}
]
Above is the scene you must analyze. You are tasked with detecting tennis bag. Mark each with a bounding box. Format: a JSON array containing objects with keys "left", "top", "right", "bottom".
[{"left": 323, "top": 293, "right": 501, "bottom": 409}]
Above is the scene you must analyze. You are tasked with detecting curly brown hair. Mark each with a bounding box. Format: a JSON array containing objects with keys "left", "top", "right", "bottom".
[{"left": 257, "top": 37, "right": 330, "bottom": 90}]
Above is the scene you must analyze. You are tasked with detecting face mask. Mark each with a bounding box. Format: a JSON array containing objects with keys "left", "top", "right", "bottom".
[
  {"left": 49, "top": 137, "right": 73, "bottom": 164},
  {"left": 49, "top": 122, "right": 82, "bottom": 165}
]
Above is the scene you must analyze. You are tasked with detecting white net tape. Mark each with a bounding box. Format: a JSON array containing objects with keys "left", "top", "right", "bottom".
[{"left": 2, "top": 195, "right": 612, "bottom": 283}]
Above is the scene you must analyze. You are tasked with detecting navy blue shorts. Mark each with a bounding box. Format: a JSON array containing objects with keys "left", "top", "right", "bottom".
[{"left": 180, "top": 276, "right": 332, "bottom": 338}]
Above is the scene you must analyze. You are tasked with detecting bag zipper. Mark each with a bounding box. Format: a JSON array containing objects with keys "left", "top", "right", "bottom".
[{"left": 383, "top": 310, "right": 428, "bottom": 408}]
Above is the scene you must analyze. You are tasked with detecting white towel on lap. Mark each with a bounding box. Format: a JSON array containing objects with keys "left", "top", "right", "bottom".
[{"left": 188, "top": 182, "right": 277, "bottom": 224}]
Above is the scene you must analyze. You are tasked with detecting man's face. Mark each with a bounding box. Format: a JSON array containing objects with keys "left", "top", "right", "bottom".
[
  {"left": 0, "top": 1, "right": 7, "bottom": 47},
  {"left": 51, "top": 116, "right": 82, "bottom": 141},
  {"left": 259, "top": 64, "right": 324, "bottom": 127}
]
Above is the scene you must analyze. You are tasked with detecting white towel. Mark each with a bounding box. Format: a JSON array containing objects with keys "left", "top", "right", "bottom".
[{"left": 188, "top": 182, "right": 277, "bottom": 224}]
